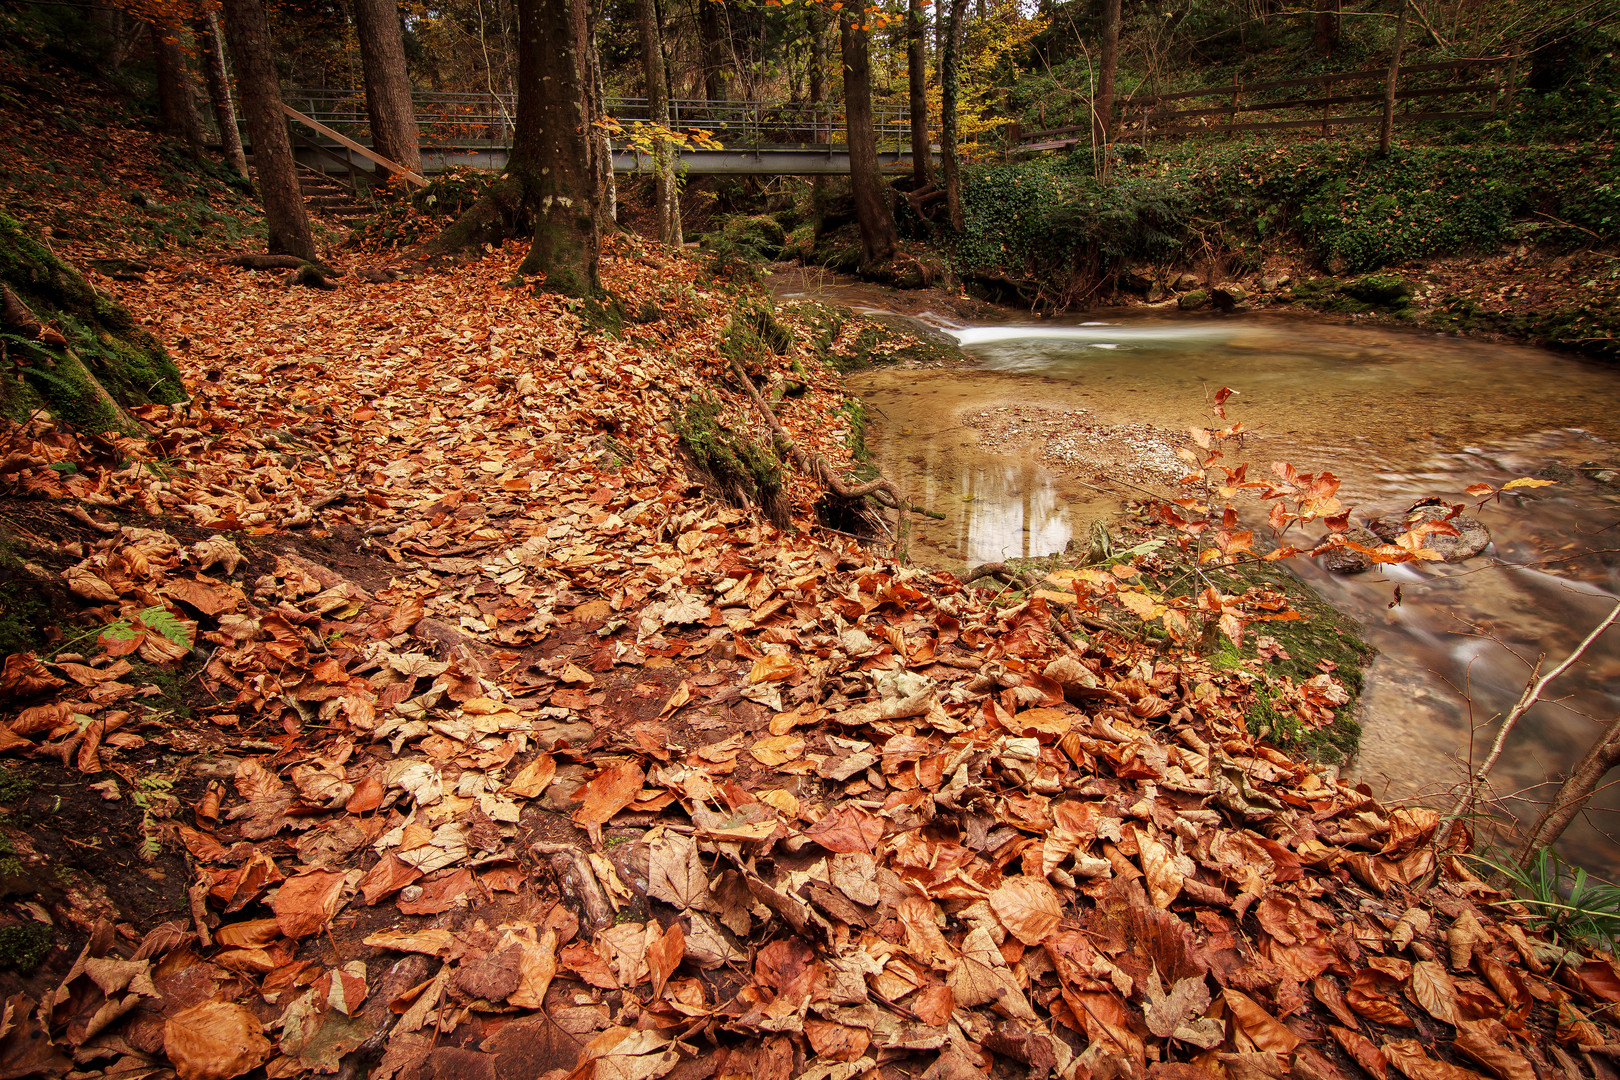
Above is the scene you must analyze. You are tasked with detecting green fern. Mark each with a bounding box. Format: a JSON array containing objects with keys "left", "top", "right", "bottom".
[{"left": 136, "top": 606, "right": 192, "bottom": 649}]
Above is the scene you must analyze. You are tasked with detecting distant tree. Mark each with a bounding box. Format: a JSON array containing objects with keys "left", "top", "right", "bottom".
[
  {"left": 352, "top": 0, "right": 422, "bottom": 179},
  {"left": 841, "top": 8, "right": 898, "bottom": 265},
  {"left": 940, "top": 0, "right": 969, "bottom": 229},
  {"left": 220, "top": 0, "right": 316, "bottom": 260},
  {"left": 1094, "top": 0, "right": 1121, "bottom": 147},
  {"left": 149, "top": 19, "right": 205, "bottom": 151},
  {"left": 195, "top": 11, "right": 249, "bottom": 179},
  {"left": 907, "top": 0, "right": 931, "bottom": 187},
  {"left": 641, "top": 0, "right": 682, "bottom": 244},
  {"left": 808, "top": 4, "right": 829, "bottom": 206},
  {"left": 1379, "top": 0, "right": 1409, "bottom": 155},
  {"left": 697, "top": 0, "right": 729, "bottom": 101},
  {"left": 1313, "top": 0, "right": 1341, "bottom": 52}
]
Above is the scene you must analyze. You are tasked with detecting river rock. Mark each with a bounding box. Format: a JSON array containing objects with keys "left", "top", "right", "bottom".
[
  {"left": 1579, "top": 461, "right": 1620, "bottom": 491},
  {"left": 1123, "top": 266, "right": 1157, "bottom": 293},
  {"left": 1259, "top": 272, "right": 1291, "bottom": 292},
  {"left": 1322, "top": 526, "right": 1379, "bottom": 574},
  {"left": 1211, "top": 285, "right": 1248, "bottom": 312},
  {"left": 1173, "top": 272, "right": 1201, "bottom": 292},
  {"left": 1178, "top": 290, "right": 1209, "bottom": 311},
  {"left": 1368, "top": 502, "right": 1491, "bottom": 561}
]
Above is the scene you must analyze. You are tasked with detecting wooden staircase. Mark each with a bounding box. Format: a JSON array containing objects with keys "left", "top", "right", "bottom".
[{"left": 296, "top": 166, "right": 373, "bottom": 224}]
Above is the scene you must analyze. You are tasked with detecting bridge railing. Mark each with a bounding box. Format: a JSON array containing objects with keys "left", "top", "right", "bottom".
[{"left": 282, "top": 88, "right": 912, "bottom": 155}]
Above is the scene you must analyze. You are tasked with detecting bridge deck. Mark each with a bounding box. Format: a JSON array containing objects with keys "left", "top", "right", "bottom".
[{"left": 279, "top": 89, "right": 919, "bottom": 177}]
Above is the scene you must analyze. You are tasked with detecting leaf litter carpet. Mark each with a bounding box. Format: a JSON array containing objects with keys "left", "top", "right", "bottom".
[{"left": 1, "top": 238, "right": 1617, "bottom": 1080}]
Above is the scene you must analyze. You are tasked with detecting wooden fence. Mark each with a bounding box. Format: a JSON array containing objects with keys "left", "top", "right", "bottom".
[{"left": 1013, "top": 54, "right": 1515, "bottom": 151}]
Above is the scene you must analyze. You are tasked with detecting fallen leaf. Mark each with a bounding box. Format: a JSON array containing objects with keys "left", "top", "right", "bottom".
[
  {"left": 271, "top": 869, "right": 348, "bottom": 939},
  {"left": 163, "top": 1001, "right": 272, "bottom": 1080},
  {"left": 989, "top": 876, "right": 1063, "bottom": 946}
]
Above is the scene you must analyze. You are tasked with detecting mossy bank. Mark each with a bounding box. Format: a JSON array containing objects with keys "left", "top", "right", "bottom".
[{"left": 0, "top": 212, "right": 186, "bottom": 430}]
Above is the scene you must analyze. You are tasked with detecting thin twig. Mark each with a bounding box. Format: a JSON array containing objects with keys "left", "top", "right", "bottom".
[{"left": 1437, "top": 598, "right": 1620, "bottom": 851}]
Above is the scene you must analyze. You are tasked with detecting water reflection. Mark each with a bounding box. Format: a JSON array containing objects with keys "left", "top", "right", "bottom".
[{"left": 848, "top": 310, "right": 1620, "bottom": 874}]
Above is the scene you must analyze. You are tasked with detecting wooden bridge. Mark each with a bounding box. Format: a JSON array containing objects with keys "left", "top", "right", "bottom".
[{"left": 281, "top": 89, "right": 924, "bottom": 181}]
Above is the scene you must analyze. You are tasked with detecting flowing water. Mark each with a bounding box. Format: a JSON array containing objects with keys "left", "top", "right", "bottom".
[{"left": 781, "top": 277, "right": 1620, "bottom": 872}]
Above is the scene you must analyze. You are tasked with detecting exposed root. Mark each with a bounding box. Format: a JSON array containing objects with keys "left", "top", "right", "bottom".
[{"left": 729, "top": 358, "right": 907, "bottom": 554}]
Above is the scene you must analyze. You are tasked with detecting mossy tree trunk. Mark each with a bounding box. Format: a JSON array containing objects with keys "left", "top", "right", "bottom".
[
  {"left": 515, "top": 0, "right": 601, "bottom": 295},
  {"left": 0, "top": 214, "right": 185, "bottom": 433},
  {"left": 428, "top": 0, "right": 601, "bottom": 293},
  {"left": 841, "top": 11, "right": 898, "bottom": 267}
]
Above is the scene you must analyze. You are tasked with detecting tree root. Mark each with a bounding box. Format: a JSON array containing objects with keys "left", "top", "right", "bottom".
[
  {"left": 219, "top": 254, "right": 342, "bottom": 275},
  {"left": 964, "top": 560, "right": 1104, "bottom": 648},
  {"left": 730, "top": 359, "right": 908, "bottom": 555}
]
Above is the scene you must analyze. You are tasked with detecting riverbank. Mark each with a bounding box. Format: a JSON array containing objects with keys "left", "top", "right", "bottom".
[{"left": 787, "top": 270, "right": 1620, "bottom": 875}]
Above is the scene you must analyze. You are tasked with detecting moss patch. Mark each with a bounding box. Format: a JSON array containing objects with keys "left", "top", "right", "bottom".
[
  {"left": 0, "top": 922, "right": 51, "bottom": 972},
  {"left": 0, "top": 539, "right": 57, "bottom": 659},
  {"left": 1202, "top": 559, "right": 1374, "bottom": 764},
  {"left": 674, "top": 392, "right": 788, "bottom": 525},
  {"left": 1285, "top": 274, "right": 1415, "bottom": 317},
  {"left": 720, "top": 300, "right": 794, "bottom": 369}
]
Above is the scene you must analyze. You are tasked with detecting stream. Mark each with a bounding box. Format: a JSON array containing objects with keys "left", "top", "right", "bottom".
[{"left": 775, "top": 272, "right": 1620, "bottom": 875}]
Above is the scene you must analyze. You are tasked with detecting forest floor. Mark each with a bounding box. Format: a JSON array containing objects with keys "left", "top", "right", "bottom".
[
  {"left": 1, "top": 225, "right": 1619, "bottom": 1080},
  {"left": 4, "top": 65, "right": 1620, "bottom": 1080}
]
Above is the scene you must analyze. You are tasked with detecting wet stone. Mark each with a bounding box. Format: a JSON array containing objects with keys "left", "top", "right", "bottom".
[
  {"left": 1322, "top": 527, "right": 1380, "bottom": 575},
  {"left": 1368, "top": 504, "right": 1491, "bottom": 562}
]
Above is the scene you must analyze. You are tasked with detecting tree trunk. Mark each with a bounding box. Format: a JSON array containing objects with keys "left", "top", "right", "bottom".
[
  {"left": 841, "top": 11, "right": 897, "bottom": 266},
  {"left": 907, "top": 0, "right": 931, "bottom": 187},
  {"left": 1094, "top": 0, "right": 1121, "bottom": 148},
  {"left": 641, "top": 0, "right": 681, "bottom": 245},
  {"left": 1312, "top": 0, "right": 1340, "bottom": 52},
  {"left": 1514, "top": 716, "right": 1620, "bottom": 868},
  {"left": 698, "top": 0, "right": 728, "bottom": 102},
  {"left": 941, "top": 0, "right": 969, "bottom": 231},
  {"left": 809, "top": 6, "right": 828, "bottom": 207},
  {"left": 587, "top": 0, "right": 616, "bottom": 227},
  {"left": 150, "top": 21, "right": 205, "bottom": 151},
  {"left": 195, "top": 12, "right": 249, "bottom": 179},
  {"left": 516, "top": 0, "right": 600, "bottom": 295},
  {"left": 220, "top": 0, "right": 316, "bottom": 260},
  {"left": 352, "top": 0, "right": 421, "bottom": 180},
  {"left": 1379, "top": 0, "right": 1409, "bottom": 155}
]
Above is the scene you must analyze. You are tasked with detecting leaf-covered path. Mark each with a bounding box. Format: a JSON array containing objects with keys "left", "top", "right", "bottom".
[{"left": 1, "top": 237, "right": 1617, "bottom": 1080}]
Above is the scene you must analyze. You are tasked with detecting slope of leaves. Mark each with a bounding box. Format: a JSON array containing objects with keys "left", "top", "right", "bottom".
[{"left": 0, "top": 236, "right": 1616, "bottom": 1080}]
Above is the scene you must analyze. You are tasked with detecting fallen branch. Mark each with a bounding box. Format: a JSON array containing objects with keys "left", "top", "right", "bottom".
[
  {"left": 962, "top": 561, "right": 1089, "bottom": 647},
  {"left": 218, "top": 254, "right": 342, "bottom": 274},
  {"left": 1437, "top": 598, "right": 1620, "bottom": 852},
  {"left": 534, "top": 841, "right": 614, "bottom": 929}
]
